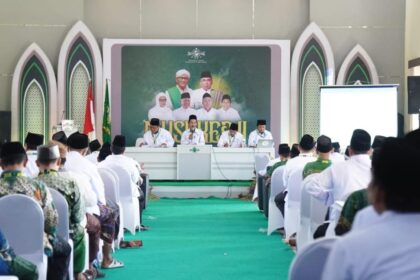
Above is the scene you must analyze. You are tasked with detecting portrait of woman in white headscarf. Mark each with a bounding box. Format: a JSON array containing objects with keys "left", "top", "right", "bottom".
[{"left": 148, "top": 92, "right": 174, "bottom": 120}]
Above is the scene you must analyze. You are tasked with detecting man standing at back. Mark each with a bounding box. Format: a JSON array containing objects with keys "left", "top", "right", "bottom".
[{"left": 305, "top": 129, "right": 372, "bottom": 214}]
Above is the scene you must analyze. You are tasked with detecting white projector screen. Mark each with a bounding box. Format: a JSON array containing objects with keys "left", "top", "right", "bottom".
[{"left": 320, "top": 85, "right": 398, "bottom": 149}]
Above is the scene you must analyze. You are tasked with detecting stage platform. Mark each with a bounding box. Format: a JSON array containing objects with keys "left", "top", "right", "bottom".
[{"left": 149, "top": 180, "right": 253, "bottom": 198}]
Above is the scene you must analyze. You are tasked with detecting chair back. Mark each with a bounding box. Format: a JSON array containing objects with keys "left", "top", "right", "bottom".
[
  {"left": 49, "top": 188, "right": 70, "bottom": 240},
  {"left": 289, "top": 237, "right": 338, "bottom": 280},
  {"left": 270, "top": 166, "right": 285, "bottom": 197},
  {"left": 287, "top": 167, "right": 304, "bottom": 205},
  {"left": 254, "top": 154, "right": 269, "bottom": 173},
  {"left": 105, "top": 164, "right": 134, "bottom": 201},
  {"left": 0, "top": 194, "right": 44, "bottom": 262},
  {"left": 98, "top": 167, "right": 120, "bottom": 204}
]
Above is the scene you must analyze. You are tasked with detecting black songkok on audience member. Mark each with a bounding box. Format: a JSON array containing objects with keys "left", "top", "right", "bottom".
[
  {"left": 229, "top": 123, "right": 238, "bottom": 131},
  {"left": 98, "top": 143, "right": 112, "bottom": 162},
  {"left": 67, "top": 132, "right": 89, "bottom": 149},
  {"left": 317, "top": 135, "right": 332, "bottom": 153},
  {"left": 25, "top": 132, "right": 44, "bottom": 148},
  {"left": 257, "top": 120, "right": 266, "bottom": 126},
  {"left": 89, "top": 140, "right": 101, "bottom": 152},
  {"left": 200, "top": 71, "right": 212, "bottom": 79},
  {"left": 332, "top": 142, "right": 340, "bottom": 152},
  {"left": 350, "top": 129, "right": 371, "bottom": 152},
  {"left": 278, "top": 144, "right": 291, "bottom": 155},
  {"left": 299, "top": 134, "right": 315, "bottom": 151},
  {"left": 0, "top": 142, "right": 26, "bottom": 159},
  {"left": 37, "top": 145, "right": 60, "bottom": 161},
  {"left": 150, "top": 118, "right": 160, "bottom": 126},
  {"left": 52, "top": 131, "right": 68, "bottom": 146},
  {"left": 112, "top": 135, "right": 126, "bottom": 148},
  {"left": 372, "top": 135, "right": 386, "bottom": 150}
]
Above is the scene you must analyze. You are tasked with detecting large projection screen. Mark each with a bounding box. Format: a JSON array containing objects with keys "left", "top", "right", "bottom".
[
  {"left": 102, "top": 39, "right": 290, "bottom": 146},
  {"left": 320, "top": 85, "right": 398, "bottom": 148}
]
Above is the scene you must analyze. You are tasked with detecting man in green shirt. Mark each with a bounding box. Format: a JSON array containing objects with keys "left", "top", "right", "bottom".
[
  {"left": 36, "top": 144, "right": 87, "bottom": 280},
  {"left": 0, "top": 142, "right": 71, "bottom": 280},
  {"left": 302, "top": 135, "right": 333, "bottom": 179}
]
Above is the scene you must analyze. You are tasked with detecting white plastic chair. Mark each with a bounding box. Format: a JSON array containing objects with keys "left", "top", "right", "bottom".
[
  {"left": 105, "top": 164, "right": 140, "bottom": 235},
  {"left": 253, "top": 153, "right": 270, "bottom": 200},
  {"left": 284, "top": 167, "right": 304, "bottom": 239},
  {"left": 325, "top": 200, "right": 345, "bottom": 237},
  {"left": 98, "top": 167, "right": 125, "bottom": 247},
  {"left": 0, "top": 194, "right": 47, "bottom": 280},
  {"left": 297, "top": 182, "right": 312, "bottom": 249},
  {"left": 289, "top": 237, "right": 338, "bottom": 280},
  {"left": 49, "top": 188, "right": 74, "bottom": 280},
  {"left": 267, "top": 166, "right": 286, "bottom": 235}
]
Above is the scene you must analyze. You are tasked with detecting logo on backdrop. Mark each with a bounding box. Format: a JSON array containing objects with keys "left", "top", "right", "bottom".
[{"left": 186, "top": 48, "right": 207, "bottom": 64}]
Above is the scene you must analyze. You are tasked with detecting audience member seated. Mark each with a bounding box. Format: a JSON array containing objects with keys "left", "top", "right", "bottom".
[
  {"left": 264, "top": 144, "right": 290, "bottom": 186},
  {"left": 52, "top": 140, "right": 104, "bottom": 279},
  {"left": 36, "top": 144, "right": 88, "bottom": 280},
  {"left": 322, "top": 137, "right": 420, "bottom": 280},
  {"left": 64, "top": 132, "right": 124, "bottom": 269},
  {"left": 23, "top": 132, "right": 44, "bottom": 177},
  {"left": 329, "top": 142, "right": 344, "bottom": 163},
  {"left": 290, "top": 143, "right": 300, "bottom": 158},
  {"left": 0, "top": 142, "right": 71, "bottom": 280},
  {"left": 99, "top": 135, "right": 147, "bottom": 232},
  {"left": 85, "top": 140, "right": 101, "bottom": 165},
  {"left": 302, "top": 135, "right": 332, "bottom": 179},
  {"left": 0, "top": 228, "right": 38, "bottom": 280},
  {"left": 274, "top": 135, "right": 315, "bottom": 218}
]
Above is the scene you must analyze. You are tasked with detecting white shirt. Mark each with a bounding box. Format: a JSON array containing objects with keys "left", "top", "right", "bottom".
[
  {"left": 351, "top": 205, "right": 381, "bottom": 232},
  {"left": 330, "top": 152, "right": 345, "bottom": 163},
  {"left": 247, "top": 129, "right": 273, "bottom": 147},
  {"left": 65, "top": 151, "right": 106, "bottom": 206},
  {"left": 24, "top": 151, "right": 39, "bottom": 177},
  {"left": 305, "top": 154, "right": 371, "bottom": 207},
  {"left": 217, "top": 131, "right": 245, "bottom": 148},
  {"left": 196, "top": 108, "right": 218, "bottom": 121},
  {"left": 142, "top": 128, "right": 174, "bottom": 147},
  {"left": 85, "top": 151, "right": 99, "bottom": 165},
  {"left": 191, "top": 88, "right": 210, "bottom": 109},
  {"left": 148, "top": 106, "right": 174, "bottom": 121},
  {"left": 282, "top": 153, "right": 316, "bottom": 188},
  {"left": 322, "top": 211, "right": 420, "bottom": 280},
  {"left": 217, "top": 107, "right": 241, "bottom": 121},
  {"left": 181, "top": 128, "right": 205, "bottom": 145},
  {"left": 98, "top": 154, "right": 141, "bottom": 197},
  {"left": 173, "top": 107, "right": 196, "bottom": 121}
]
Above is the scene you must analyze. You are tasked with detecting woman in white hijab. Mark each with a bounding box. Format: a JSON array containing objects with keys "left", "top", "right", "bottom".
[{"left": 148, "top": 92, "right": 174, "bottom": 121}]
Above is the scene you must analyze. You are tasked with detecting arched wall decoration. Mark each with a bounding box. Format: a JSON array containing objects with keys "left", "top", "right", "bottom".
[
  {"left": 336, "top": 44, "right": 379, "bottom": 85},
  {"left": 290, "top": 22, "right": 335, "bottom": 142},
  {"left": 11, "top": 43, "right": 57, "bottom": 142},
  {"left": 58, "top": 20, "right": 103, "bottom": 140}
]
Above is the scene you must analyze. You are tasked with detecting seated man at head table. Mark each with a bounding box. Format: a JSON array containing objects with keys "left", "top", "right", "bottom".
[
  {"left": 247, "top": 119, "right": 273, "bottom": 148},
  {"left": 139, "top": 118, "right": 175, "bottom": 148},
  {"left": 217, "top": 123, "right": 245, "bottom": 148},
  {"left": 180, "top": 114, "right": 205, "bottom": 146}
]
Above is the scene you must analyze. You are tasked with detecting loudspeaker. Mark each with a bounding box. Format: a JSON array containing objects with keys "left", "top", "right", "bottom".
[
  {"left": 407, "top": 76, "right": 420, "bottom": 114},
  {"left": 0, "top": 111, "right": 11, "bottom": 144}
]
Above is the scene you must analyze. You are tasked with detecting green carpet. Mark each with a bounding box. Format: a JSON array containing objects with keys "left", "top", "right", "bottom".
[{"left": 104, "top": 198, "right": 294, "bottom": 280}]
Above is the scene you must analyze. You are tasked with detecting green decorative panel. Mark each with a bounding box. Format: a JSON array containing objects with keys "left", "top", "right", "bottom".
[
  {"left": 24, "top": 82, "right": 45, "bottom": 137},
  {"left": 345, "top": 57, "right": 371, "bottom": 85},
  {"left": 70, "top": 63, "right": 89, "bottom": 131},
  {"left": 301, "top": 65, "right": 322, "bottom": 138}
]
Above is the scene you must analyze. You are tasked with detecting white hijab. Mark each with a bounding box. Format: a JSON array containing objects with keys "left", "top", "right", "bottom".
[{"left": 148, "top": 92, "right": 174, "bottom": 120}]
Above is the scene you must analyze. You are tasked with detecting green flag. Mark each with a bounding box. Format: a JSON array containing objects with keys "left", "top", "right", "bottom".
[{"left": 102, "top": 80, "right": 111, "bottom": 143}]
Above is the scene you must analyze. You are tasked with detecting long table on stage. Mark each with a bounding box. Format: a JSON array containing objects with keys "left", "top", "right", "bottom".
[{"left": 125, "top": 146, "right": 275, "bottom": 181}]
